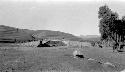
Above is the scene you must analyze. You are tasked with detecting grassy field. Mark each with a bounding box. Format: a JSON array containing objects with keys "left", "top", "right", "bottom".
[{"left": 0, "top": 46, "right": 125, "bottom": 72}]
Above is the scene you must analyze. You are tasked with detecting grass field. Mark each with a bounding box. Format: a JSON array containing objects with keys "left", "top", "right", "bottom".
[{"left": 0, "top": 45, "right": 125, "bottom": 72}]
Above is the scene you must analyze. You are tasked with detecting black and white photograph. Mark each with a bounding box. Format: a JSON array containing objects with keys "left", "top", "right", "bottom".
[{"left": 0, "top": 0, "right": 125, "bottom": 72}]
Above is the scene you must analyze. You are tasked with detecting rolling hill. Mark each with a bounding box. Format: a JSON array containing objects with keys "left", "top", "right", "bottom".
[{"left": 0, "top": 25, "right": 84, "bottom": 43}]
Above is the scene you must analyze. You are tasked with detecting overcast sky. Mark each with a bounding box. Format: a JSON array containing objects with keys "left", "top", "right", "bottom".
[{"left": 0, "top": 0, "right": 125, "bottom": 36}]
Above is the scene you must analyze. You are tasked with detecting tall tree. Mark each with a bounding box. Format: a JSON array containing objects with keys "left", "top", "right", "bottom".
[{"left": 98, "top": 5, "right": 119, "bottom": 42}]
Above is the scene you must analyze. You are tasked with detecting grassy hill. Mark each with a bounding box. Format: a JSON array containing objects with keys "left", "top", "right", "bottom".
[
  {"left": 0, "top": 25, "right": 35, "bottom": 42},
  {"left": 0, "top": 25, "right": 83, "bottom": 43}
]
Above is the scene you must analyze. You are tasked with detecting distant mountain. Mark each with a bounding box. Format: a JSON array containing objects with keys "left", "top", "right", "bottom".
[
  {"left": 0, "top": 25, "right": 83, "bottom": 43},
  {"left": 79, "top": 35, "right": 100, "bottom": 41},
  {"left": 80, "top": 35, "right": 100, "bottom": 38}
]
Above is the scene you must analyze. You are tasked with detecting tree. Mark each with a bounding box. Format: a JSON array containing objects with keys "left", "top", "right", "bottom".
[
  {"left": 98, "top": 5, "right": 125, "bottom": 52},
  {"left": 98, "top": 5, "right": 119, "bottom": 42},
  {"left": 98, "top": 5, "right": 124, "bottom": 52}
]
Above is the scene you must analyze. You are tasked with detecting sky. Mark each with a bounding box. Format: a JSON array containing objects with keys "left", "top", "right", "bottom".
[{"left": 0, "top": 0, "right": 125, "bottom": 36}]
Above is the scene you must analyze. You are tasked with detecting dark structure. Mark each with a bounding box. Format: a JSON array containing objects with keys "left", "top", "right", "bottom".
[
  {"left": 37, "top": 40, "right": 50, "bottom": 47},
  {"left": 0, "top": 39, "right": 16, "bottom": 43},
  {"left": 76, "top": 55, "right": 85, "bottom": 58},
  {"left": 117, "top": 42, "right": 125, "bottom": 52},
  {"left": 112, "top": 42, "right": 119, "bottom": 52},
  {"left": 37, "top": 40, "right": 66, "bottom": 47},
  {"left": 112, "top": 42, "right": 125, "bottom": 52}
]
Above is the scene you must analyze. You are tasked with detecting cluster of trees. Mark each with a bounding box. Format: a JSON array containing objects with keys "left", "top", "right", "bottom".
[{"left": 98, "top": 5, "right": 125, "bottom": 45}]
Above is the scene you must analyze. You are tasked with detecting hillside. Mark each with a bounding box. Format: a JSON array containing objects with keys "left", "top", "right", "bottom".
[
  {"left": 0, "top": 25, "right": 35, "bottom": 42},
  {"left": 0, "top": 25, "right": 83, "bottom": 43}
]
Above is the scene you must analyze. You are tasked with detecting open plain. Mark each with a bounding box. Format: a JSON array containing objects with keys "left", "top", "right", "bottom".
[{"left": 0, "top": 45, "right": 125, "bottom": 72}]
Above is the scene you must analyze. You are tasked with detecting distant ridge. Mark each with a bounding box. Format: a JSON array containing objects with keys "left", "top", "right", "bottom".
[
  {"left": 79, "top": 35, "right": 100, "bottom": 41},
  {"left": 0, "top": 25, "right": 83, "bottom": 43}
]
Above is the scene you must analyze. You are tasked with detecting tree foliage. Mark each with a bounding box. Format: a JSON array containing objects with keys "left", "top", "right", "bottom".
[
  {"left": 98, "top": 5, "right": 119, "bottom": 41},
  {"left": 98, "top": 5, "right": 125, "bottom": 52}
]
